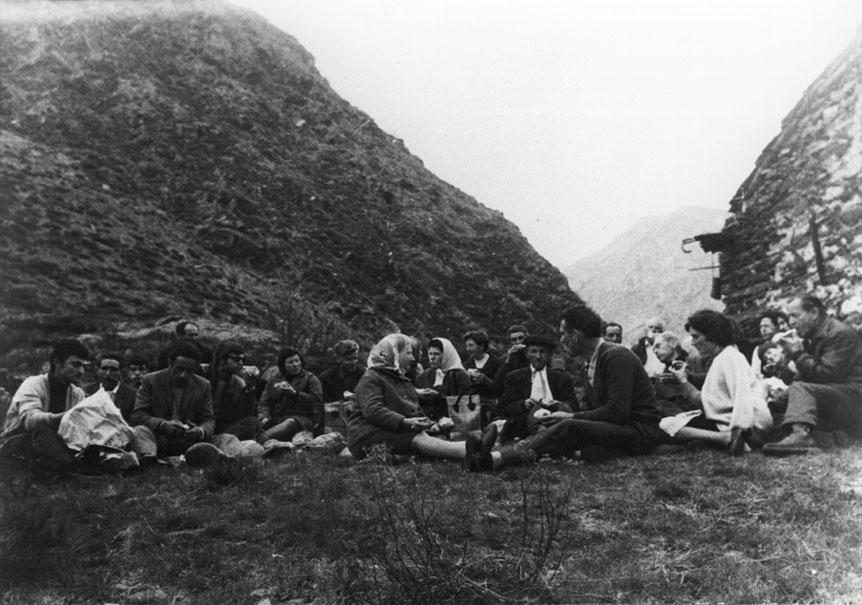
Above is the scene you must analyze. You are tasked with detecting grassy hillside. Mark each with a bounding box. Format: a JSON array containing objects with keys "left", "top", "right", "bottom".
[{"left": 0, "top": 0, "right": 581, "bottom": 366}]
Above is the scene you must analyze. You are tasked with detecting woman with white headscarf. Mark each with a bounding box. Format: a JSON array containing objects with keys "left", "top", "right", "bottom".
[
  {"left": 346, "top": 333, "right": 473, "bottom": 460},
  {"left": 414, "top": 337, "right": 471, "bottom": 419}
]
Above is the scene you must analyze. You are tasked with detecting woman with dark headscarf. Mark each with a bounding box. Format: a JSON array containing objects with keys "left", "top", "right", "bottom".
[
  {"left": 258, "top": 346, "right": 323, "bottom": 442},
  {"left": 346, "top": 333, "right": 473, "bottom": 460}
]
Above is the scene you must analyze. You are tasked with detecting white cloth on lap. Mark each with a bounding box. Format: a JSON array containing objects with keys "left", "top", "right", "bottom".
[
  {"left": 58, "top": 389, "right": 134, "bottom": 451},
  {"left": 659, "top": 410, "right": 703, "bottom": 437}
]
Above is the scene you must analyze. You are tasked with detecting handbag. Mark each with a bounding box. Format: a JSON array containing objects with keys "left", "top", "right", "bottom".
[
  {"left": 445, "top": 390, "right": 482, "bottom": 441},
  {"left": 322, "top": 400, "right": 355, "bottom": 436}
]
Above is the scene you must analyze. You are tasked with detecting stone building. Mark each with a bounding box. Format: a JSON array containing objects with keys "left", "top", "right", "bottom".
[{"left": 716, "top": 27, "right": 862, "bottom": 332}]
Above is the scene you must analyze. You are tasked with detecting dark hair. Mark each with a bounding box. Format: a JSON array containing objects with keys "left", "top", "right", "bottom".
[
  {"left": 127, "top": 354, "right": 151, "bottom": 369},
  {"left": 277, "top": 346, "right": 304, "bottom": 375},
  {"left": 215, "top": 340, "right": 244, "bottom": 363},
  {"left": 428, "top": 338, "right": 444, "bottom": 352},
  {"left": 96, "top": 352, "right": 125, "bottom": 368},
  {"left": 175, "top": 320, "right": 199, "bottom": 336},
  {"left": 685, "top": 309, "right": 734, "bottom": 347},
  {"left": 758, "top": 310, "right": 787, "bottom": 328},
  {"left": 463, "top": 330, "right": 490, "bottom": 351},
  {"left": 603, "top": 322, "right": 622, "bottom": 335},
  {"left": 49, "top": 339, "right": 91, "bottom": 372},
  {"left": 560, "top": 305, "right": 603, "bottom": 339},
  {"left": 333, "top": 339, "right": 359, "bottom": 358},
  {"left": 208, "top": 340, "right": 243, "bottom": 387},
  {"left": 758, "top": 341, "right": 783, "bottom": 364},
  {"left": 166, "top": 341, "right": 202, "bottom": 364},
  {"left": 506, "top": 324, "right": 528, "bottom": 335},
  {"left": 798, "top": 295, "right": 826, "bottom": 315}
]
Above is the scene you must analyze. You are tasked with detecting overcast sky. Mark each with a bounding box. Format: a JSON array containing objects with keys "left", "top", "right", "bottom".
[{"left": 232, "top": 0, "right": 862, "bottom": 267}]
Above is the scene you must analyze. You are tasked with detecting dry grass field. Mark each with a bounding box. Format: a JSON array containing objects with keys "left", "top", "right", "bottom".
[{"left": 1, "top": 445, "right": 861, "bottom": 604}]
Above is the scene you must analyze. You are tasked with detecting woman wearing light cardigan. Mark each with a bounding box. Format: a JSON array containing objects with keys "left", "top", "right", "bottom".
[{"left": 664, "top": 309, "right": 772, "bottom": 455}]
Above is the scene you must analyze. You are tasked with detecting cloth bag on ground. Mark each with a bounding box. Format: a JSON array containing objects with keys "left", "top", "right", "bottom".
[
  {"left": 446, "top": 391, "right": 482, "bottom": 440},
  {"left": 58, "top": 389, "right": 135, "bottom": 451}
]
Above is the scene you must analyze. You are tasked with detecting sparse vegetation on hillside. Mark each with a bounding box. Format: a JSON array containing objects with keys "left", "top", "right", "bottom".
[
  {"left": 0, "top": 0, "right": 581, "bottom": 363},
  {"left": 1, "top": 449, "right": 860, "bottom": 603}
]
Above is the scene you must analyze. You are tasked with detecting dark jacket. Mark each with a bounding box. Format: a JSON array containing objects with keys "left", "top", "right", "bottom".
[
  {"left": 792, "top": 316, "right": 862, "bottom": 385},
  {"left": 210, "top": 374, "right": 256, "bottom": 434},
  {"left": 131, "top": 369, "right": 215, "bottom": 438},
  {"left": 258, "top": 369, "right": 322, "bottom": 424},
  {"left": 576, "top": 342, "right": 661, "bottom": 427},
  {"left": 493, "top": 350, "right": 530, "bottom": 397},
  {"left": 347, "top": 366, "right": 424, "bottom": 450},
  {"left": 500, "top": 366, "right": 575, "bottom": 440},
  {"left": 318, "top": 365, "right": 365, "bottom": 403},
  {"left": 415, "top": 367, "right": 471, "bottom": 420},
  {"left": 463, "top": 354, "right": 503, "bottom": 399}
]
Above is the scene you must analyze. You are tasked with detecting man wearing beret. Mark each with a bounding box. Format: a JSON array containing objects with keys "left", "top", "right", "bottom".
[
  {"left": 466, "top": 305, "right": 663, "bottom": 471},
  {"left": 498, "top": 334, "right": 576, "bottom": 441}
]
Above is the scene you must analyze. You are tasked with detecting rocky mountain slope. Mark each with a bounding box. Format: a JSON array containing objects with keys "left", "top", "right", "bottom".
[
  {"left": 564, "top": 206, "right": 727, "bottom": 343},
  {"left": 0, "top": 0, "right": 581, "bottom": 360}
]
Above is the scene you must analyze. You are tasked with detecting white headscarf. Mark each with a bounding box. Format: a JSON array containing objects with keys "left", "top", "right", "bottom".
[
  {"left": 367, "top": 333, "right": 414, "bottom": 374},
  {"left": 429, "top": 337, "right": 464, "bottom": 385},
  {"left": 429, "top": 337, "right": 465, "bottom": 372}
]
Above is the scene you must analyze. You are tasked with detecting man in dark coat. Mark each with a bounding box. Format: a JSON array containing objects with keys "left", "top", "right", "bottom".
[
  {"left": 319, "top": 340, "right": 364, "bottom": 403},
  {"left": 131, "top": 342, "right": 215, "bottom": 460},
  {"left": 466, "top": 305, "right": 663, "bottom": 471},
  {"left": 499, "top": 334, "right": 575, "bottom": 441},
  {"left": 764, "top": 296, "right": 862, "bottom": 455},
  {"left": 492, "top": 325, "right": 531, "bottom": 396}
]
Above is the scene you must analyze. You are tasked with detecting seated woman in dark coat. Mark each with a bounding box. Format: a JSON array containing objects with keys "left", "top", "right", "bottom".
[
  {"left": 346, "top": 334, "right": 473, "bottom": 461},
  {"left": 414, "top": 337, "right": 471, "bottom": 420},
  {"left": 258, "top": 346, "right": 323, "bottom": 442}
]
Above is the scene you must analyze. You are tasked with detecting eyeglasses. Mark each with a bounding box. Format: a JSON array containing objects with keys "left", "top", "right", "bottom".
[
  {"left": 227, "top": 355, "right": 245, "bottom": 362},
  {"left": 99, "top": 366, "right": 122, "bottom": 372}
]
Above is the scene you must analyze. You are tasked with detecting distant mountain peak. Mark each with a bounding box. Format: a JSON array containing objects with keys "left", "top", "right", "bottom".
[{"left": 564, "top": 207, "right": 727, "bottom": 341}]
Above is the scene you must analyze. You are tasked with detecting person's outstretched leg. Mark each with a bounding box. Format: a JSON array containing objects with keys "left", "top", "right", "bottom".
[{"left": 411, "top": 432, "right": 466, "bottom": 459}]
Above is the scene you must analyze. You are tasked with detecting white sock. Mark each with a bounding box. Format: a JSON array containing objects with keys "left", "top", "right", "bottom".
[{"left": 492, "top": 451, "right": 502, "bottom": 468}]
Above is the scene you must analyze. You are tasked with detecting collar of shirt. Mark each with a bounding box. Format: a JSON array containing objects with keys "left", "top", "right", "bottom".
[
  {"left": 588, "top": 342, "right": 602, "bottom": 387},
  {"left": 531, "top": 367, "right": 551, "bottom": 403}
]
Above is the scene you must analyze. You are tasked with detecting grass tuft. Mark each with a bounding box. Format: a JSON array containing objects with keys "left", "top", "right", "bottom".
[{"left": 1, "top": 448, "right": 861, "bottom": 603}]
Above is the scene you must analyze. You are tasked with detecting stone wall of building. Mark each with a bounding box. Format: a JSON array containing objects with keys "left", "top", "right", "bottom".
[{"left": 720, "top": 29, "right": 862, "bottom": 332}]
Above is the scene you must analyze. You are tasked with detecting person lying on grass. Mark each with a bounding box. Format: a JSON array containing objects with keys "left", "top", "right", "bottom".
[
  {"left": 346, "top": 333, "right": 471, "bottom": 461},
  {"left": 661, "top": 309, "right": 773, "bottom": 455}
]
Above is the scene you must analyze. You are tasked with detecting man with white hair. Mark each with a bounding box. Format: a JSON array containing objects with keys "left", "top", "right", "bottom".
[{"left": 631, "top": 317, "right": 667, "bottom": 378}]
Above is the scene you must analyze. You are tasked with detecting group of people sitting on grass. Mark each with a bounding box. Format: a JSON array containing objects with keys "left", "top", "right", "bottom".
[{"left": 1, "top": 294, "right": 860, "bottom": 476}]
